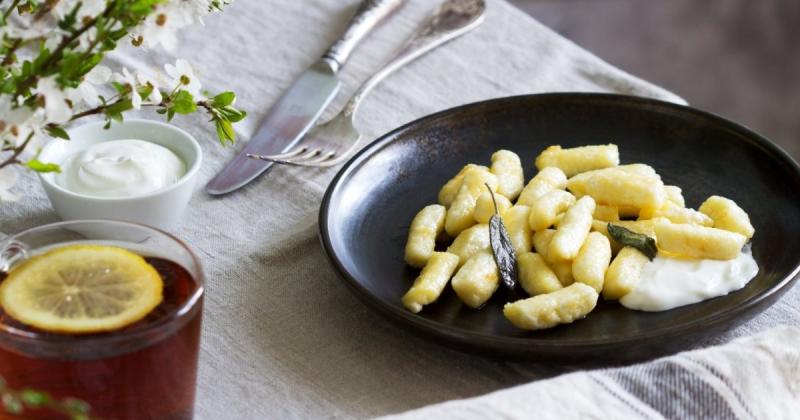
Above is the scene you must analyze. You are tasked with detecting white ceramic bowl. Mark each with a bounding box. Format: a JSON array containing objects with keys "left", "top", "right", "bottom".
[{"left": 38, "top": 119, "right": 202, "bottom": 230}]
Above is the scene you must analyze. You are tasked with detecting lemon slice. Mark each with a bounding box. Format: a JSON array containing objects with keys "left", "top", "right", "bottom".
[{"left": 0, "top": 245, "right": 163, "bottom": 334}]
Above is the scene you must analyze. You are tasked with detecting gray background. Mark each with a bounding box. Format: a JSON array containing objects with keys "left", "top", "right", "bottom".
[{"left": 511, "top": 0, "right": 800, "bottom": 160}]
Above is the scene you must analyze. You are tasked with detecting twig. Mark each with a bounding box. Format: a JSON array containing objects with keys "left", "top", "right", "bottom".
[
  {"left": 68, "top": 100, "right": 157, "bottom": 121},
  {"left": 80, "top": 17, "right": 118, "bottom": 62},
  {"left": 70, "top": 98, "right": 215, "bottom": 122},
  {"left": 32, "top": 0, "right": 56, "bottom": 21},
  {"left": 13, "top": 3, "right": 114, "bottom": 97},
  {"left": 0, "top": 132, "right": 34, "bottom": 170},
  {"left": 2, "top": 38, "right": 22, "bottom": 66},
  {"left": 198, "top": 100, "right": 213, "bottom": 113},
  {"left": 2, "top": 0, "right": 20, "bottom": 21},
  {"left": 69, "top": 106, "right": 105, "bottom": 121}
]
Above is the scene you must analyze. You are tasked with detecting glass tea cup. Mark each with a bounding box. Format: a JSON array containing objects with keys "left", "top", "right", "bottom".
[{"left": 0, "top": 220, "right": 204, "bottom": 420}]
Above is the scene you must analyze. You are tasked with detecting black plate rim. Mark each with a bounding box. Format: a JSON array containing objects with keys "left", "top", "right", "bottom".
[{"left": 318, "top": 92, "right": 800, "bottom": 350}]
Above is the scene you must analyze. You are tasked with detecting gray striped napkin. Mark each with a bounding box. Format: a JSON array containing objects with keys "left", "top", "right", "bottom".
[{"left": 380, "top": 326, "right": 800, "bottom": 419}]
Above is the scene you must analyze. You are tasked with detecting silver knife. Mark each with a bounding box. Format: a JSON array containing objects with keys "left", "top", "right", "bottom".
[{"left": 206, "top": 0, "right": 407, "bottom": 195}]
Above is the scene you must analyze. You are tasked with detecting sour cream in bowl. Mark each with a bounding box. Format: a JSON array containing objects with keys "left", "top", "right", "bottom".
[
  {"left": 38, "top": 119, "right": 202, "bottom": 230},
  {"left": 55, "top": 139, "right": 186, "bottom": 198}
]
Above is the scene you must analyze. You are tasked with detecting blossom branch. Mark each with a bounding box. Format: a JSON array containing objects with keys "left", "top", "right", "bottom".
[
  {"left": 0, "top": 0, "right": 243, "bottom": 200},
  {"left": 2, "top": 0, "right": 21, "bottom": 20},
  {"left": 13, "top": 6, "right": 110, "bottom": 98},
  {"left": 1, "top": 38, "right": 21, "bottom": 65},
  {"left": 0, "top": 132, "right": 33, "bottom": 170}
]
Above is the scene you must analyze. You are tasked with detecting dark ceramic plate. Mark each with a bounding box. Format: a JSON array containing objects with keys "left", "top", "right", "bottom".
[{"left": 319, "top": 93, "right": 800, "bottom": 362}]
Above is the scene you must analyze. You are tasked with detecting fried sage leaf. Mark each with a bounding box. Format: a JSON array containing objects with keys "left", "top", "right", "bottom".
[
  {"left": 607, "top": 224, "right": 658, "bottom": 260},
  {"left": 486, "top": 185, "right": 519, "bottom": 292}
]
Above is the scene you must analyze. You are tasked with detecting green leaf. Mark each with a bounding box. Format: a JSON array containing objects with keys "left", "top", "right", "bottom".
[
  {"left": 607, "top": 224, "right": 658, "bottom": 260},
  {"left": 215, "top": 119, "right": 235, "bottom": 145},
  {"left": 219, "top": 106, "right": 246, "bottom": 123},
  {"left": 21, "top": 60, "right": 32, "bottom": 79},
  {"left": 105, "top": 99, "right": 133, "bottom": 117},
  {"left": 26, "top": 159, "right": 62, "bottom": 173},
  {"left": 101, "top": 37, "right": 118, "bottom": 51},
  {"left": 77, "top": 54, "right": 103, "bottom": 79},
  {"left": 171, "top": 90, "right": 196, "bottom": 114},
  {"left": 172, "top": 100, "right": 197, "bottom": 115},
  {"left": 20, "top": 389, "right": 50, "bottom": 406},
  {"left": 138, "top": 84, "right": 154, "bottom": 101},
  {"left": 45, "top": 125, "right": 70, "bottom": 140},
  {"left": 130, "top": 0, "right": 162, "bottom": 14},
  {"left": 61, "top": 397, "right": 91, "bottom": 414},
  {"left": 57, "top": 1, "right": 80, "bottom": 30},
  {"left": 109, "top": 28, "right": 128, "bottom": 41},
  {"left": 59, "top": 52, "right": 82, "bottom": 82},
  {"left": 212, "top": 91, "right": 235, "bottom": 107},
  {"left": 111, "top": 81, "right": 128, "bottom": 95}
]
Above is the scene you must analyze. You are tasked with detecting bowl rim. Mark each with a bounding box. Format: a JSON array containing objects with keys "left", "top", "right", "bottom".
[
  {"left": 318, "top": 92, "right": 800, "bottom": 350},
  {"left": 38, "top": 119, "right": 203, "bottom": 202}
]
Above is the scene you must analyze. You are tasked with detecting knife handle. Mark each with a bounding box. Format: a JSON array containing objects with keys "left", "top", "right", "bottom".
[{"left": 322, "top": 0, "right": 407, "bottom": 72}]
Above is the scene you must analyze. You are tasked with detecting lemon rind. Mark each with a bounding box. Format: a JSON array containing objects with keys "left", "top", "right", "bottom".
[{"left": 0, "top": 245, "right": 164, "bottom": 334}]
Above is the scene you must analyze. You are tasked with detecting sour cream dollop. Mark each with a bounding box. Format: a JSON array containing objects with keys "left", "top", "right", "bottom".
[
  {"left": 620, "top": 247, "right": 758, "bottom": 312},
  {"left": 56, "top": 139, "right": 186, "bottom": 198}
]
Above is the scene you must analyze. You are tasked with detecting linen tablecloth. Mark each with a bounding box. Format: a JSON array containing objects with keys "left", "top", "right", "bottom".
[
  {"left": 381, "top": 326, "right": 800, "bottom": 420},
  {"left": 2, "top": 0, "right": 798, "bottom": 418}
]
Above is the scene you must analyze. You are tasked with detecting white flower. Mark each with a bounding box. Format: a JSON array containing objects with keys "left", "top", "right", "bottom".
[
  {"left": 78, "top": 26, "right": 99, "bottom": 50},
  {"left": 86, "top": 65, "right": 112, "bottom": 85},
  {"left": 44, "top": 33, "right": 62, "bottom": 52},
  {"left": 34, "top": 76, "right": 72, "bottom": 124},
  {"left": 53, "top": 0, "right": 106, "bottom": 21},
  {"left": 67, "top": 65, "right": 111, "bottom": 108},
  {"left": 181, "top": 0, "right": 213, "bottom": 25},
  {"left": 114, "top": 68, "right": 142, "bottom": 110},
  {"left": 0, "top": 96, "right": 47, "bottom": 153},
  {"left": 0, "top": 14, "right": 55, "bottom": 40},
  {"left": 7, "top": 13, "right": 69, "bottom": 51},
  {"left": 0, "top": 167, "right": 18, "bottom": 202},
  {"left": 133, "top": 3, "right": 188, "bottom": 51},
  {"left": 0, "top": 96, "right": 36, "bottom": 147},
  {"left": 130, "top": 0, "right": 229, "bottom": 51},
  {"left": 137, "top": 20, "right": 178, "bottom": 51},
  {"left": 20, "top": 111, "right": 48, "bottom": 151},
  {"left": 136, "top": 71, "right": 163, "bottom": 105},
  {"left": 165, "top": 59, "right": 202, "bottom": 97}
]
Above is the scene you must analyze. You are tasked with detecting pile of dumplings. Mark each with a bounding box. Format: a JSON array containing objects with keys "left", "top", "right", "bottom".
[{"left": 402, "top": 144, "right": 754, "bottom": 331}]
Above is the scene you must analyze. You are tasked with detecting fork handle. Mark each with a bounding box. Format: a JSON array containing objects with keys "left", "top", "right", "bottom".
[
  {"left": 322, "top": 0, "right": 407, "bottom": 72},
  {"left": 343, "top": 0, "right": 487, "bottom": 117}
]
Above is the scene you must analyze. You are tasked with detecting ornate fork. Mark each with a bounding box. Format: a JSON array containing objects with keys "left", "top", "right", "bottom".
[{"left": 247, "top": 0, "right": 486, "bottom": 167}]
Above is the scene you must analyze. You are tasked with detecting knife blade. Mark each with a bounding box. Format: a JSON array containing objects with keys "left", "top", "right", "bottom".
[
  {"left": 207, "top": 0, "right": 406, "bottom": 195},
  {"left": 206, "top": 60, "right": 339, "bottom": 195}
]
